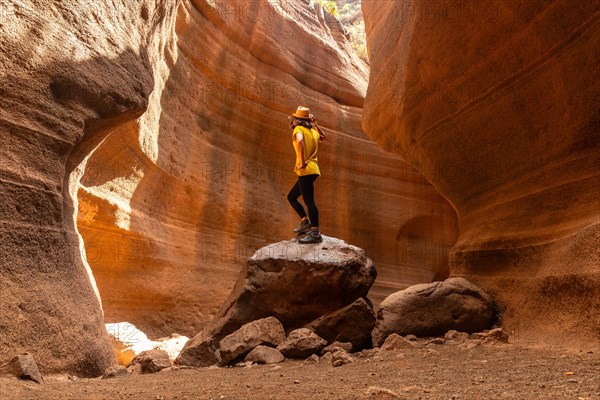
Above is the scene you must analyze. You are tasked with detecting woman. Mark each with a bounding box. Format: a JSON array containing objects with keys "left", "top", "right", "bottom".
[{"left": 287, "top": 106, "right": 327, "bottom": 244}]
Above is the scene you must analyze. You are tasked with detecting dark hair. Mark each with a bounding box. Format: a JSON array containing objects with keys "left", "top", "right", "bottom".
[{"left": 292, "top": 117, "right": 313, "bottom": 129}]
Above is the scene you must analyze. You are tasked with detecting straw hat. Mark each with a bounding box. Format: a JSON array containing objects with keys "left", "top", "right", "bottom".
[{"left": 292, "top": 106, "right": 311, "bottom": 120}]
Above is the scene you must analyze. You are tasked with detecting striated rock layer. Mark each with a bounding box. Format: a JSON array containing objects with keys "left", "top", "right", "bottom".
[
  {"left": 362, "top": 0, "right": 600, "bottom": 348},
  {"left": 0, "top": 0, "right": 181, "bottom": 375},
  {"left": 75, "top": 0, "right": 458, "bottom": 338},
  {"left": 1, "top": 0, "right": 456, "bottom": 373}
]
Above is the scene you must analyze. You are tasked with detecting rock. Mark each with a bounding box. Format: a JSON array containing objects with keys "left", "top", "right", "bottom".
[
  {"left": 101, "top": 365, "right": 129, "bottom": 379},
  {"left": 471, "top": 328, "right": 510, "bottom": 344},
  {"left": 322, "top": 341, "right": 353, "bottom": 355},
  {"left": 218, "top": 317, "right": 285, "bottom": 365},
  {"left": 404, "top": 335, "right": 418, "bottom": 341},
  {"left": 354, "top": 349, "right": 379, "bottom": 358},
  {"left": 277, "top": 329, "right": 328, "bottom": 359},
  {"left": 243, "top": 346, "right": 284, "bottom": 365},
  {"left": 320, "top": 352, "right": 334, "bottom": 363},
  {"left": 331, "top": 350, "right": 354, "bottom": 367},
  {"left": 0, "top": 353, "right": 44, "bottom": 384},
  {"left": 306, "top": 298, "right": 375, "bottom": 350},
  {"left": 362, "top": 0, "right": 600, "bottom": 350},
  {"left": 359, "top": 386, "right": 402, "bottom": 399},
  {"left": 175, "top": 332, "right": 220, "bottom": 368},
  {"left": 128, "top": 350, "right": 171, "bottom": 374},
  {"left": 445, "top": 330, "right": 470, "bottom": 342},
  {"left": 372, "top": 278, "right": 495, "bottom": 346},
  {"left": 379, "top": 334, "right": 417, "bottom": 351},
  {"left": 183, "top": 236, "right": 377, "bottom": 364},
  {"left": 303, "top": 354, "right": 320, "bottom": 366},
  {"left": 425, "top": 338, "right": 446, "bottom": 346}
]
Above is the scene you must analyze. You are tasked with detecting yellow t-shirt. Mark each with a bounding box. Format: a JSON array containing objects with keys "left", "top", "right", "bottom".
[{"left": 292, "top": 126, "right": 320, "bottom": 177}]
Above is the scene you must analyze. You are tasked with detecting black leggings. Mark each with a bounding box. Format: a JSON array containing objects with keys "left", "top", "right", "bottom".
[{"left": 287, "top": 174, "right": 319, "bottom": 227}]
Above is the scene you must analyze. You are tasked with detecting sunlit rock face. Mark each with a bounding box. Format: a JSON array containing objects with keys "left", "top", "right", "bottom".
[
  {"left": 1, "top": 0, "right": 457, "bottom": 375},
  {"left": 77, "top": 0, "right": 458, "bottom": 338},
  {"left": 0, "top": 0, "right": 180, "bottom": 375},
  {"left": 362, "top": 0, "right": 600, "bottom": 348}
]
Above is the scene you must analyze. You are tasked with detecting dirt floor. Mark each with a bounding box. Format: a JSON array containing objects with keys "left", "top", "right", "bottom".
[{"left": 2, "top": 341, "right": 599, "bottom": 400}]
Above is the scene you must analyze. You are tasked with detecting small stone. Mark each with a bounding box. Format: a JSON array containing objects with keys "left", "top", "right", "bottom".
[
  {"left": 294, "top": 379, "right": 300, "bottom": 384},
  {"left": 404, "top": 334, "right": 418, "bottom": 341},
  {"left": 321, "top": 341, "right": 353, "bottom": 355},
  {"left": 380, "top": 334, "right": 417, "bottom": 351},
  {"left": 331, "top": 349, "right": 354, "bottom": 367},
  {"left": 128, "top": 350, "right": 171, "bottom": 373},
  {"left": 444, "top": 330, "right": 469, "bottom": 342},
  {"left": 0, "top": 353, "right": 44, "bottom": 384},
  {"left": 482, "top": 328, "right": 509, "bottom": 343},
  {"left": 321, "top": 352, "right": 333, "bottom": 363},
  {"left": 101, "top": 365, "right": 129, "bottom": 379},
  {"left": 424, "top": 338, "right": 445, "bottom": 345},
  {"left": 244, "top": 346, "right": 284, "bottom": 365},
  {"left": 360, "top": 386, "right": 402, "bottom": 399},
  {"left": 303, "top": 354, "right": 320, "bottom": 366},
  {"left": 277, "top": 328, "right": 327, "bottom": 358}
]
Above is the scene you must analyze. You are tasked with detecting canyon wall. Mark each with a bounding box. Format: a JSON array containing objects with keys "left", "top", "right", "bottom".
[
  {"left": 362, "top": 0, "right": 600, "bottom": 349},
  {"left": 0, "top": 0, "right": 181, "bottom": 375},
  {"left": 1, "top": 0, "right": 457, "bottom": 373},
  {"left": 76, "top": 0, "right": 457, "bottom": 339}
]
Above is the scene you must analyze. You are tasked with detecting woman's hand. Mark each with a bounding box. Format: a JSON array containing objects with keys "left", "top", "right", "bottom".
[
  {"left": 309, "top": 114, "right": 317, "bottom": 124},
  {"left": 296, "top": 161, "right": 306, "bottom": 170}
]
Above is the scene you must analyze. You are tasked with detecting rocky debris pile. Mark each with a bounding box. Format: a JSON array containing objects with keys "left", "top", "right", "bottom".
[
  {"left": 0, "top": 353, "right": 44, "bottom": 384},
  {"left": 372, "top": 278, "right": 495, "bottom": 346},
  {"left": 177, "top": 236, "right": 377, "bottom": 367},
  {"left": 217, "top": 317, "right": 285, "bottom": 365}
]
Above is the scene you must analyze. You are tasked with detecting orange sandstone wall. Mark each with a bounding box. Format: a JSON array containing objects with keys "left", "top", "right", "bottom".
[
  {"left": 77, "top": 0, "right": 458, "bottom": 338},
  {"left": 0, "top": 0, "right": 180, "bottom": 375},
  {"left": 362, "top": 0, "right": 600, "bottom": 349}
]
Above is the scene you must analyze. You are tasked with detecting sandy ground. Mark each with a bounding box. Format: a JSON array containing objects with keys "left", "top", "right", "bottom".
[{"left": 2, "top": 342, "right": 599, "bottom": 400}]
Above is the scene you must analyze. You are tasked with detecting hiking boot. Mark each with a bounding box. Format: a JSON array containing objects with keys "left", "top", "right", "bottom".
[
  {"left": 298, "top": 230, "right": 323, "bottom": 244},
  {"left": 293, "top": 219, "right": 311, "bottom": 235}
]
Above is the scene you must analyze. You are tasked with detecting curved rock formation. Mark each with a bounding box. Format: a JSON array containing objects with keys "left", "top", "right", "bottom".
[
  {"left": 0, "top": 0, "right": 181, "bottom": 375},
  {"left": 74, "top": 0, "right": 458, "bottom": 338},
  {"left": 1, "top": 0, "right": 457, "bottom": 374},
  {"left": 362, "top": 0, "right": 600, "bottom": 348}
]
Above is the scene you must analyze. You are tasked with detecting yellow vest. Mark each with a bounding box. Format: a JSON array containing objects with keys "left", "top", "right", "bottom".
[{"left": 292, "top": 126, "right": 320, "bottom": 176}]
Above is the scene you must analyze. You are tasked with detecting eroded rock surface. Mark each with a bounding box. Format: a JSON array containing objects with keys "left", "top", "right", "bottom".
[
  {"left": 73, "top": 0, "right": 459, "bottom": 338},
  {"left": 362, "top": 0, "right": 600, "bottom": 348},
  {"left": 1, "top": 0, "right": 456, "bottom": 375}
]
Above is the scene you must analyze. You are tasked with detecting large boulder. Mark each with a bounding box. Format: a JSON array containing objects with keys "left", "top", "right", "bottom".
[
  {"left": 217, "top": 317, "right": 286, "bottom": 365},
  {"left": 198, "top": 236, "right": 375, "bottom": 343},
  {"left": 306, "top": 298, "right": 375, "bottom": 350},
  {"left": 372, "top": 278, "right": 495, "bottom": 346}
]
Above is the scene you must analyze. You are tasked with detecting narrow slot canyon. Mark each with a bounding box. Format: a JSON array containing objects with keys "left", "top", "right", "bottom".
[{"left": 1, "top": 0, "right": 599, "bottom": 398}]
